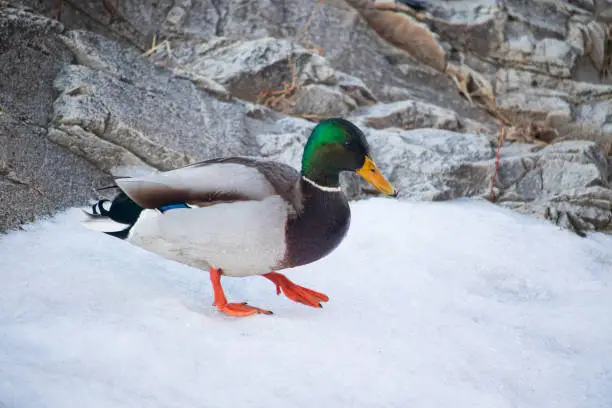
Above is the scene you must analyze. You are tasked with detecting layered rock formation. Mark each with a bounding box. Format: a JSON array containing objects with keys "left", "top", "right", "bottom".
[{"left": 1, "top": 0, "right": 611, "bottom": 235}]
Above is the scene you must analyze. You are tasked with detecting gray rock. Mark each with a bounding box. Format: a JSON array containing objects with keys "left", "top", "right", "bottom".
[
  {"left": 163, "top": 6, "right": 187, "bottom": 30},
  {"left": 146, "top": 36, "right": 376, "bottom": 117},
  {"left": 496, "top": 90, "right": 572, "bottom": 122},
  {"left": 366, "top": 128, "right": 495, "bottom": 201},
  {"left": 0, "top": 115, "right": 109, "bottom": 231},
  {"left": 505, "top": 32, "right": 536, "bottom": 59},
  {"left": 50, "top": 55, "right": 264, "bottom": 173},
  {"left": 580, "top": 19, "right": 608, "bottom": 75},
  {"left": 0, "top": 7, "right": 68, "bottom": 126},
  {"left": 0, "top": 7, "right": 109, "bottom": 231},
  {"left": 0, "top": 5, "right": 63, "bottom": 53},
  {"left": 152, "top": 37, "right": 334, "bottom": 101},
  {"left": 2, "top": 1, "right": 612, "bottom": 238},
  {"left": 351, "top": 99, "right": 477, "bottom": 133},
  {"left": 504, "top": 0, "right": 570, "bottom": 38},
  {"left": 496, "top": 67, "right": 612, "bottom": 99},
  {"left": 291, "top": 84, "right": 358, "bottom": 117},
  {"left": 19, "top": 0, "right": 499, "bottom": 127},
  {"left": 50, "top": 30, "right": 370, "bottom": 173},
  {"left": 59, "top": 30, "right": 164, "bottom": 87},
  {"left": 532, "top": 38, "right": 581, "bottom": 78},
  {"left": 494, "top": 141, "right": 612, "bottom": 234},
  {"left": 428, "top": 0, "right": 505, "bottom": 55},
  {"left": 595, "top": 0, "right": 612, "bottom": 22}
]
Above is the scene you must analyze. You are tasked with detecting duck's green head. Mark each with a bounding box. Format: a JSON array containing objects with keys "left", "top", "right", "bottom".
[{"left": 301, "top": 118, "right": 396, "bottom": 196}]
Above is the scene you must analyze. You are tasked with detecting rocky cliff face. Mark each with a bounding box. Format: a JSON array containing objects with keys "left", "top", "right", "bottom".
[{"left": 1, "top": 0, "right": 611, "bottom": 235}]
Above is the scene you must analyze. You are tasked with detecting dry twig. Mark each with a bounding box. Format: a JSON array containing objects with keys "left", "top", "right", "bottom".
[
  {"left": 55, "top": 0, "right": 62, "bottom": 20},
  {"left": 602, "top": 23, "right": 612, "bottom": 79},
  {"left": 489, "top": 122, "right": 505, "bottom": 202},
  {"left": 256, "top": 0, "right": 325, "bottom": 114}
]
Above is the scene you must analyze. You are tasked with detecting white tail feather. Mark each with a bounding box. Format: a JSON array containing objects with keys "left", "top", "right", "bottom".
[{"left": 81, "top": 210, "right": 130, "bottom": 233}]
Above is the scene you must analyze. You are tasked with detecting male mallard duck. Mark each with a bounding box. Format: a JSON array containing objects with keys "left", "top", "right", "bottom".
[{"left": 83, "top": 118, "right": 396, "bottom": 316}]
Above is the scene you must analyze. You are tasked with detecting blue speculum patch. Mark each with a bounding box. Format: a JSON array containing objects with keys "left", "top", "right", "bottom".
[{"left": 158, "top": 203, "right": 189, "bottom": 213}]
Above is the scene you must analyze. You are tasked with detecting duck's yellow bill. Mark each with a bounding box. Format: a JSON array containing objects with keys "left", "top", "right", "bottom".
[{"left": 356, "top": 157, "right": 397, "bottom": 196}]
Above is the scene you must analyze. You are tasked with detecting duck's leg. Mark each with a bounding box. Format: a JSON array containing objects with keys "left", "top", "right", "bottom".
[
  {"left": 209, "top": 267, "right": 272, "bottom": 316},
  {"left": 263, "top": 272, "right": 329, "bottom": 308}
]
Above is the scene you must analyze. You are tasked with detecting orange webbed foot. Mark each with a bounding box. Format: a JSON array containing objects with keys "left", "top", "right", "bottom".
[
  {"left": 217, "top": 302, "right": 273, "bottom": 317},
  {"left": 210, "top": 267, "right": 272, "bottom": 317},
  {"left": 263, "top": 272, "right": 329, "bottom": 308}
]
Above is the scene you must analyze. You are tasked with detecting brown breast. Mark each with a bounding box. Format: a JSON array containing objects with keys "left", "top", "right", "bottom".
[{"left": 277, "top": 178, "right": 351, "bottom": 269}]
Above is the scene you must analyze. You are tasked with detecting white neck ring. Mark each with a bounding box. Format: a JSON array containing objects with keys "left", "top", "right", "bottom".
[{"left": 302, "top": 176, "right": 343, "bottom": 192}]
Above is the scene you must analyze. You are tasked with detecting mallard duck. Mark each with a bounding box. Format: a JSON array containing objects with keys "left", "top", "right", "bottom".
[{"left": 83, "top": 118, "right": 396, "bottom": 316}]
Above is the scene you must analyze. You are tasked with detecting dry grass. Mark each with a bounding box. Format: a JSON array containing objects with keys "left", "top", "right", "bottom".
[
  {"left": 255, "top": 0, "right": 325, "bottom": 115},
  {"left": 256, "top": 82, "right": 299, "bottom": 112},
  {"left": 445, "top": 63, "right": 579, "bottom": 147},
  {"left": 504, "top": 121, "right": 558, "bottom": 145},
  {"left": 445, "top": 63, "right": 514, "bottom": 124},
  {"left": 141, "top": 35, "right": 170, "bottom": 58}
]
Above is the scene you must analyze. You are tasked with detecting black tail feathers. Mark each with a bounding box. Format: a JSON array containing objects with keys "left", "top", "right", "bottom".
[
  {"left": 83, "top": 192, "right": 144, "bottom": 239},
  {"left": 104, "top": 193, "right": 144, "bottom": 226}
]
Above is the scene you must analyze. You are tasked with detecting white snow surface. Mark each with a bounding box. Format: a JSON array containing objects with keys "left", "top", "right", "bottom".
[{"left": 1, "top": 198, "right": 611, "bottom": 408}]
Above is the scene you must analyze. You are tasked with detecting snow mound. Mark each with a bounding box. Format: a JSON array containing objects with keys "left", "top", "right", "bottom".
[{"left": 1, "top": 198, "right": 611, "bottom": 408}]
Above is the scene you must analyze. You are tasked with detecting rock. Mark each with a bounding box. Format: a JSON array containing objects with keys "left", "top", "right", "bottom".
[
  {"left": 367, "top": 128, "right": 495, "bottom": 200},
  {"left": 291, "top": 84, "right": 358, "bottom": 117},
  {"left": 0, "top": 114, "right": 109, "bottom": 231},
  {"left": 495, "top": 68, "right": 611, "bottom": 97},
  {"left": 335, "top": 72, "right": 378, "bottom": 106},
  {"left": 0, "top": 7, "right": 109, "bottom": 231},
  {"left": 163, "top": 6, "right": 187, "bottom": 30},
  {"left": 496, "top": 90, "right": 572, "bottom": 122},
  {"left": 558, "top": 101, "right": 612, "bottom": 154},
  {"left": 427, "top": 0, "right": 506, "bottom": 56},
  {"left": 535, "top": 142, "right": 604, "bottom": 194},
  {"left": 254, "top": 118, "right": 612, "bottom": 234},
  {"left": 532, "top": 38, "right": 582, "bottom": 78},
  {"left": 595, "top": 0, "right": 612, "bottom": 22},
  {"left": 20, "top": 0, "right": 499, "bottom": 128},
  {"left": 50, "top": 30, "right": 370, "bottom": 172},
  {"left": 60, "top": 30, "right": 162, "bottom": 87},
  {"left": 0, "top": 6, "right": 67, "bottom": 126},
  {"left": 51, "top": 32, "right": 289, "bottom": 173},
  {"left": 0, "top": 5, "right": 63, "bottom": 53},
  {"left": 581, "top": 19, "right": 608, "bottom": 74},
  {"left": 504, "top": 1, "right": 570, "bottom": 38},
  {"left": 145, "top": 36, "right": 376, "bottom": 118},
  {"left": 505, "top": 33, "right": 535, "bottom": 59},
  {"left": 350, "top": 99, "right": 464, "bottom": 132},
  {"left": 2, "top": 1, "right": 612, "bottom": 238},
  {"left": 494, "top": 141, "right": 612, "bottom": 234}
]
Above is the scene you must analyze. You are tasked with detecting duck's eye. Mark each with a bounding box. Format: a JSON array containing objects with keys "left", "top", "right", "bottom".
[{"left": 344, "top": 140, "right": 351, "bottom": 148}]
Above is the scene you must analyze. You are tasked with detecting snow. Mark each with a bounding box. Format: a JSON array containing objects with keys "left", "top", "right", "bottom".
[{"left": 1, "top": 198, "right": 611, "bottom": 408}]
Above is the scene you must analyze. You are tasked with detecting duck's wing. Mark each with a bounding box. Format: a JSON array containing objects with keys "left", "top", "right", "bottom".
[{"left": 115, "top": 157, "right": 302, "bottom": 210}]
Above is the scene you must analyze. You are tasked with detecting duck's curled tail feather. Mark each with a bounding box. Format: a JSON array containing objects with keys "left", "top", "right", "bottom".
[{"left": 81, "top": 192, "right": 143, "bottom": 239}]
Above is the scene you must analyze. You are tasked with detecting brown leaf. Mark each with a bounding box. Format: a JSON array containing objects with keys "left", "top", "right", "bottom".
[
  {"left": 374, "top": 1, "right": 425, "bottom": 20},
  {"left": 360, "top": 8, "right": 446, "bottom": 72}
]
